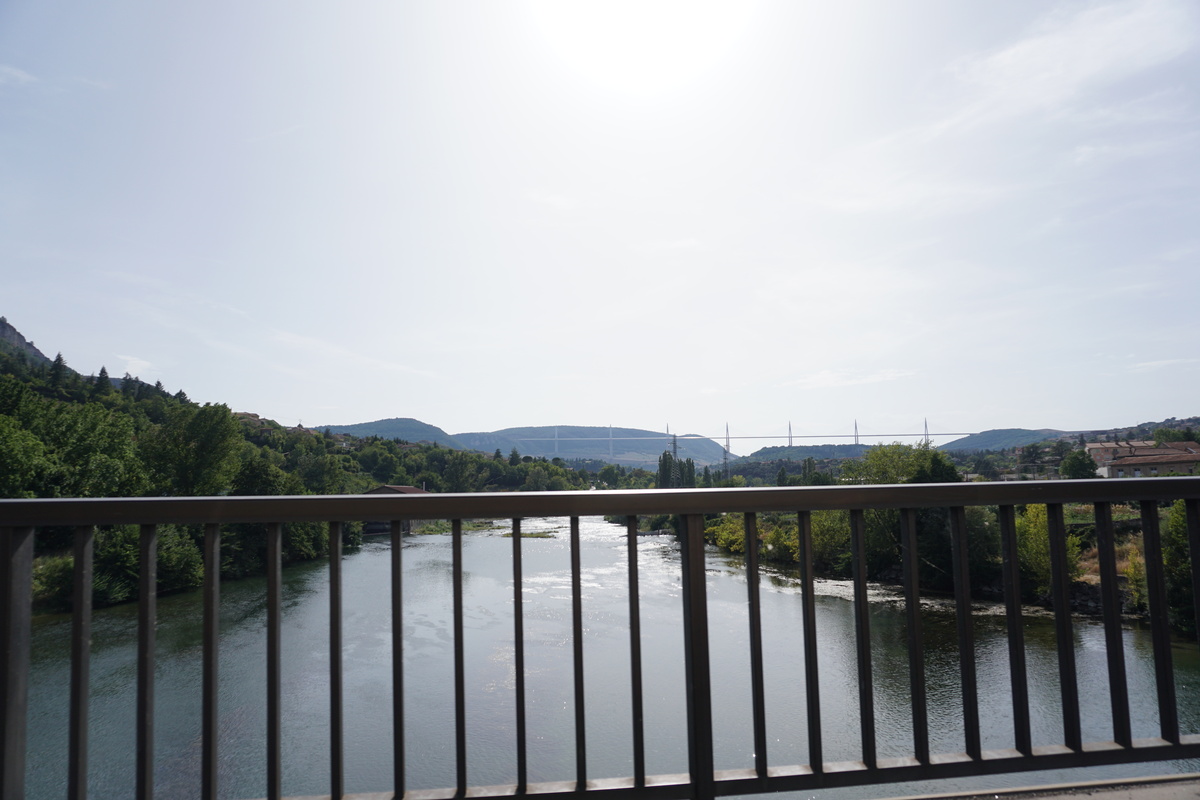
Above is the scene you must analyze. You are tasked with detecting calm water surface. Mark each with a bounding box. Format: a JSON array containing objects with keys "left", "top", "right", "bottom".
[{"left": 26, "top": 517, "right": 1200, "bottom": 798}]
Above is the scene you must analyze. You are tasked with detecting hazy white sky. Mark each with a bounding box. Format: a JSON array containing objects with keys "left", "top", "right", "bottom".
[{"left": 3, "top": 0, "right": 1197, "bottom": 453}]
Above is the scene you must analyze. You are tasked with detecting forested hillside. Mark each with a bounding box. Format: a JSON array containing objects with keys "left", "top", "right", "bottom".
[{"left": 0, "top": 325, "right": 589, "bottom": 609}]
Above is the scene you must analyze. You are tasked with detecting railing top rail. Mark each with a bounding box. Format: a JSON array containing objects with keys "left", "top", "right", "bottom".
[{"left": 2, "top": 477, "right": 1199, "bottom": 527}]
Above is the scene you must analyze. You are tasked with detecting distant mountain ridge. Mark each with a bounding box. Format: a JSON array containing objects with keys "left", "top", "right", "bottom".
[
  {"left": 938, "top": 428, "right": 1068, "bottom": 452},
  {"left": 454, "top": 425, "right": 728, "bottom": 467},
  {"left": 316, "top": 417, "right": 464, "bottom": 448}
]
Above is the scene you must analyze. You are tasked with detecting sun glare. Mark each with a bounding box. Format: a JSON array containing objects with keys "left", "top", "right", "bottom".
[{"left": 527, "top": 0, "right": 758, "bottom": 95}]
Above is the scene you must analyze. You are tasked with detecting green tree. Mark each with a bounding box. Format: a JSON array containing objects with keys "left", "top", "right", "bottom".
[
  {"left": 1015, "top": 504, "right": 1081, "bottom": 599},
  {"left": 92, "top": 366, "right": 112, "bottom": 397},
  {"left": 1059, "top": 449, "right": 1099, "bottom": 479},
  {"left": 142, "top": 403, "right": 242, "bottom": 495},
  {"left": 1163, "top": 500, "right": 1195, "bottom": 633}
]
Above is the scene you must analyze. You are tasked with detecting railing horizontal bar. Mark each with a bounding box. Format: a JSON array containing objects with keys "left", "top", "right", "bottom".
[
  {"left": 330, "top": 740, "right": 1200, "bottom": 800},
  {"left": 5, "top": 477, "right": 1200, "bottom": 526}
]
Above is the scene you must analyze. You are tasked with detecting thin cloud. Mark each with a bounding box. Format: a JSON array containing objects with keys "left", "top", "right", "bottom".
[
  {"left": 938, "top": 0, "right": 1195, "bottom": 134},
  {"left": 782, "top": 369, "right": 915, "bottom": 390},
  {"left": 116, "top": 355, "right": 153, "bottom": 376},
  {"left": 269, "top": 329, "right": 435, "bottom": 378},
  {"left": 1128, "top": 358, "right": 1200, "bottom": 373},
  {"left": 0, "top": 65, "right": 35, "bottom": 86},
  {"left": 636, "top": 238, "right": 702, "bottom": 253}
]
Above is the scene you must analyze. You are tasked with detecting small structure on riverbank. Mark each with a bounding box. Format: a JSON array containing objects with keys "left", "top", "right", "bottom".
[{"left": 363, "top": 484, "right": 430, "bottom": 534}]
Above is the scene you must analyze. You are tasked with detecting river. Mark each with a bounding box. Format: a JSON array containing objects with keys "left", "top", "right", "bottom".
[{"left": 25, "top": 516, "right": 1200, "bottom": 798}]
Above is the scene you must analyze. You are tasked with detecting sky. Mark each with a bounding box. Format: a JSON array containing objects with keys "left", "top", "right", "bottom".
[{"left": 2, "top": 0, "right": 1198, "bottom": 455}]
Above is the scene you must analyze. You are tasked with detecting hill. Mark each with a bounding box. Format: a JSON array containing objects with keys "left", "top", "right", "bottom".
[
  {"left": 739, "top": 443, "right": 871, "bottom": 462},
  {"left": 317, "top": 417, "right": 464, "bottom": 448},
  {"left": 454, "top": 425, "right": 728, "bottom": 467},
  {"left": 0, "top": 316, "right": 53, "bottom": 367},
  {"left": 939, "top": 428, "right": 1066, "bottom": 452}
]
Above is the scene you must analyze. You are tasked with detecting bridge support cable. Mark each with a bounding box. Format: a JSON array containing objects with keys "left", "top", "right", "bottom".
[
  {"left": 569, "top": 517, "right": 587, "bottom": 789},
  {"left": 202, "top": 523, "right": 221, "bottom": 800},
  {"left": 0, "top": 526, "right": 32, "bottom": 800},
  {"left": 1048, "top": 504, "right": 1082, "bottom": 752},
  {"left": 329, "top": 521, "right": 345, "bottom": 800},
  {"left": 680, "top": 514, "right": 715, "bottom": 800},
  {"left": 1140, "top": 501, "right": 1179, "bottom": 744},
  {"left": 626, "top": 516, "right": 646, "bottom": 788},
  {"left": 69, "top": 525, "right": 94, "bottom": 800},
  {"left": 950, "top": 506, "right": 980, "bottom": 760},
  {"left": 849, "top": 510, "right": 876, "bottom": 769},
  {"left": 744, "top": 513, "right": 768, "bottom": 782},
  {"left": 266, "top": 522, "right": 283, "bottom": 800},
  {"left": 998, "top": 506, "right": 1032, "bottom": 756},
  {"left": 1095, "top": 503, "right": 1132, "bottom": 748},
  {"left": 796, "top": 511, "right": 823, "bottom": 773},
  {"left": 900, "top": 509, "right": 929, "bottom": 765},
  {"left": 137, "top": 524, "right": 157, "bottom": 800},
  {"left": 390, "top": 520, "right": 405, "bottom": 796},
  {"left": 453, "top": 519, "right": 468, "bottom": 796}
]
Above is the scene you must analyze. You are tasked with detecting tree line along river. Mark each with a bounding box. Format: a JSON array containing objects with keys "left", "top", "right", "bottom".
[{"left": 26, "top": 516, "right": 1200, "bottom": 798}]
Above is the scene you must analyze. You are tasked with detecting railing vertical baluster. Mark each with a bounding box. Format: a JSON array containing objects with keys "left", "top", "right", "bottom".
[
  {"left": 512, "top": 518, "right": 527, "bottom": 794},
  {"left": 796, "top": 511, "right": 822, "bottom": 773},
  {"left": 625, "top": 516, "right": 645, "bottom": 788},
  {"left": 68, "top": 525, "right": 94, "bottom": 800},
  {"left": 390, "top": 520, "right": 405, "bottom": 797},
  {"left": 744, "top": 513, "right": 768, "bottom": 781},
  {"left": 1047, "top": 503, "right": 1081, "bottom": 752},
  {"left": 1140, "top": 500, "right": 1179, "bottom": 744},
  {"left": 452, "top": 519, "right": 468, "bottom": 796},
  {"left": 137, "top": 523, "right": 157, "bottom": 800},
  {"left": 1189, "top": 499, "right": 1200, "bottom": 654},
  {"left": 1094, "top": 502, "right": 1131, "bottom": 747},
  {"left": 899, "top": 509, "right": 927, "bottom": 765},
  {"left": 266, "top": 522, "right": 283, "bottom": 800},
  {"left": 0, "top": 526, "right": 32, "bottom": 800},
  {"left": 202, "top": 522, "right": 220, "bottom": 800},
  {"left": 329, "top": 521, "right": 344, "bottom": 800},
  {"left": 849, "top": 509, "right": 876, "bottom": 769},
  {"left": 998, "top": 505, "right": 1030, "bottom": 755},
  {"left": 680, "top": 513, "right": 714, "bottom": 800},
  {"left": 569, "top": 516, "right": 587, "bottom": 789},
  {"left": 949, "top": 507, "right": 980, "bottom": 760}
]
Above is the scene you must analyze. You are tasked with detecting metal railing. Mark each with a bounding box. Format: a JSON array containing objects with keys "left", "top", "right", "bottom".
[{"left": 2, "top": 477, "right": 1199, "bottom": 800}]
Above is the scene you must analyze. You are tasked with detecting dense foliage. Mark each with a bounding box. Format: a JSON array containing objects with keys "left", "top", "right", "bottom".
[{"left": 0, "top": 347, "right": 589, "bottom": 610}]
